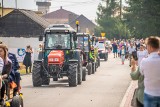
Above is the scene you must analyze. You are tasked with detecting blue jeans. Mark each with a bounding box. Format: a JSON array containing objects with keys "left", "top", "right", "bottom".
[{"left": 144, "top": 93, "right": 160, "bottom": 107}]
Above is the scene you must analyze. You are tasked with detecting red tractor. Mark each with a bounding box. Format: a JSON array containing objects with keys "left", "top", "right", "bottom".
[{"left": 32, "top": 24, "right": 86, "bottom": 87}]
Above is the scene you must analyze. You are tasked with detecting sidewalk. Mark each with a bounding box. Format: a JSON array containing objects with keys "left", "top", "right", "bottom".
[{"left": 120, "top": 81, "right": 138, "bottom": 107}]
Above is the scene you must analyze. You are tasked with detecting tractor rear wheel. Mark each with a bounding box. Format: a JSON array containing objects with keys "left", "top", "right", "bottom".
[
  {"left": 92, "top": 62, "right": 95, "bottom": 74},
  {"left": 32, "top": 61, "right": 42, "bottom": 87},
  {"left": 53, "top": 74, "right": 58, "bottom": 81},
  {"left": 82, "top": 67, "right": 86, "bottom": 81},
  {"left": 68, "top": 63, "right": 78, "bottom": 87},
  {"left": 87, "top": 63, "right": 92, "bottom": 75},
  {"left": 78, "top": 63, "right": 82, "bottom": 85},
  {"left": 98, "top": 58, "right": 100, "bottom": 67},
  {"left": 53, "top": 77, "right": 58, "bottom": 81},
  {"left": 104, "top": 53, "right": 108, "bottom": 61}
]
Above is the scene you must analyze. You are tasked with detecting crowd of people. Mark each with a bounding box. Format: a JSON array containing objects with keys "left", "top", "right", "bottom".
[
  {"left": 111, "top": 38, "right": 147, "bottom": 65},
  {"left": 111, "top": 36, "right": 160, "bottom": 107}
]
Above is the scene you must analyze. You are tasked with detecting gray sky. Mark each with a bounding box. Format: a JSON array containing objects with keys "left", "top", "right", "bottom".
[{"left": 1, "top": 0, "right": 126, "bottom": 21}]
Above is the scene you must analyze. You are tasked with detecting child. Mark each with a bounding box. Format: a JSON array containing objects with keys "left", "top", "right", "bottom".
[{"left": 121, "top": 46, "right": 126, "bottom": 65}]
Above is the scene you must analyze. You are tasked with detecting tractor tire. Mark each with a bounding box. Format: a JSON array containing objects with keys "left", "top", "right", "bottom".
[
  {"left": 98, "top": 58, "right": 100, "bottom": 67},
  {"left": 92, "top": 63, "right": 95, "bottom": 74},
  {"left": 78, "top": 63, "right": 82, "bottom": 85},
  {"left": 53, "top": 74, "right": 58, "bottom": 81},
  {"left": 68, "top": 63, "right": 78, "bottom": 87},
  {"left": 42, "top": 76, "right": 50, "bottom": 85},
  {"left": 95, "top": 64, "right": 97, "bottom": 72},
  {"left": 87, "top": 63, "right": 92, "bottom": 75},
  {"left": 53, "top": 77, "right": 58, "bottom": 81},
  {"left": 104, "top": 54, "right": 107, "bottom": 61},
  {"left": 32, "top": 61, "right": 42, "bottom": 87},
  {"left": 82, "top": 67, "right": 86, "bottom": 81},
  {"left": 11, "top": 96, "right": 21, "bottom": 107},
  {"left": 106, "top": 53, "right": 108, "bottom": 60}
]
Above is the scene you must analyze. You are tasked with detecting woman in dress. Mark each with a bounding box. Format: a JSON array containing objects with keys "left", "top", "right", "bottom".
[{"left": 23, "top": 45, "right": 33, "bottom": 74}]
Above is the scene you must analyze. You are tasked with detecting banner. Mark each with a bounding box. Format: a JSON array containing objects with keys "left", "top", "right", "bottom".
[{"left": 9, "top": 48, "right": 35, "bottom": 62}]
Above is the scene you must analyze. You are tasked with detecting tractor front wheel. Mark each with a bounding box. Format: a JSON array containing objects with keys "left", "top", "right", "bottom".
[
  {"left": 32, "top": 61, "right": 42, "bottom": 87},
  {"left": 68, "top": 63, "right": 78, "bottom": 87},
  {"left": 82, "top": 67, "right": 86, "bottom": 81},
  {"left": 92, "top": 62, "right": 95, "bottom": 74},
  {"left": 87, "top": 63, "right": 92, "bottom": 75}
]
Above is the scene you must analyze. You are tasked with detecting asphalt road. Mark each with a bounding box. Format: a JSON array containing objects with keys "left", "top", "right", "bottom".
[{"left": 21, "top": 54, "right": 131, "bottom": 107}]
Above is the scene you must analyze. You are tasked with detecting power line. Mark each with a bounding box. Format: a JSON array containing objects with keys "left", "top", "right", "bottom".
[{"left": 31, "top": 0, "right": 99, "bottom": 10}]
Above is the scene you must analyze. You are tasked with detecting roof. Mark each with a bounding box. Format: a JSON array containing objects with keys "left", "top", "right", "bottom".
[
  {"left": 42, "top": 7, "right": 79, "bottom": 19},
  {"left": 45, "top": 24, "right": 76, "bottom": 33},
  {"left": 18, "top": 9, "right": 50, "bottom": 28},
  {"left": 69, "top": 14, "right": 95, "bottom": 26}
]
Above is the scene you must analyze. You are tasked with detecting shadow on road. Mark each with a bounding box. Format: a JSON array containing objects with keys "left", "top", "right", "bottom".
[{"left": 22, "top": 79, "right": 76, "bottom": 89}]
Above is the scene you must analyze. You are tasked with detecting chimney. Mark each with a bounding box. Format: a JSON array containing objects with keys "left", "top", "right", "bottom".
[
  {"left": 60, "top": 6, "right": 62, "bottom": 9},
  {"left": 36, "top": 1, "right": 51, "bottom": 15}
]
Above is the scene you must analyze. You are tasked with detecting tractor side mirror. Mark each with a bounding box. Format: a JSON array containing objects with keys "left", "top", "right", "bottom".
[
  {"left": 39, "top": 35, "right": 43, "bottom": 41},
  {"left": 73, "top": 36, "right": 77, "bottom": 41},
  {"left": 73, "top": 33, "right": 77, "bottom": 41}
]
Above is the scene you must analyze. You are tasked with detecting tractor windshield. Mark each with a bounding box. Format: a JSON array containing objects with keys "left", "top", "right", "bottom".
[
  {"left": 77, "top": 37, "right": 89, "bottom": 52},
  {"left": 97, "top": 42, "right": 105, "bottom": 49},
  {"left": 45, "top": 33, "right": 71, "bottom": 49}
]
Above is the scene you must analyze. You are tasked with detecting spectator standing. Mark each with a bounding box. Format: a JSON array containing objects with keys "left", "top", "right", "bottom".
[
  {"left": 23, "top": 45, "right": 33, "bottom": 74},
  {"left": 37, "top": 43, "right": 43, "bottom": 60},
  {"left": 137, "top": 45, "right": 148, "bottom": 67},
  {"left": 140, "top": 36, "right": 160, "bottom": 107},
  {"left": 112, "top": 41, "right": 118, "bottom": 58},
  {"left": 128, "top": 43, "right": 136, "bottom": 66},
  {"left": 121, "top": 46, "right": 126, "bottom": 65},
  {"left": 135, "top": 39, "right": 141, "bottom": 51}
]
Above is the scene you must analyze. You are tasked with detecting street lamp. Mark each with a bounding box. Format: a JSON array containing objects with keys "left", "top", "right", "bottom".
[
  {"left": 76, "top": 21, "right": 79, "bottom": 33},
  {"left": 1, "top": 0, "right": 4, "bottom": 17}
]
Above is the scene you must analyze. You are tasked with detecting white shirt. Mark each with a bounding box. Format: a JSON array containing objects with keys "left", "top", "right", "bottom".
[
  {"left": 128, "top": 46, "right": 136, "bottom": 54},
  {"left": 0, "top": 57, "right": 4, "bottom": 74},
  {"left": 137, "top": 50, "right": 148, "bottom": 66},
  {"left": 140, "top": 52, "right": 160, "bottom": 96}
]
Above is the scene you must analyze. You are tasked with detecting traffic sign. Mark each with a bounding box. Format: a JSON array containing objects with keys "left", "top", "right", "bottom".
[{"left": 101, "top": 33, "right": 106, "bottom": 37}]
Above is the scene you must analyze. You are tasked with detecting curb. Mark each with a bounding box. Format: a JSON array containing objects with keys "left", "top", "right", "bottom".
[{"left": 120, "top": 81, "right": 138, "bottom": 107}]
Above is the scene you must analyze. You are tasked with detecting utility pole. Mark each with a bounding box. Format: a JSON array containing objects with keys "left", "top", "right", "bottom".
[
  {"left": 1, "top": 0, "right": 3, "bottom": 17},
  {"left": 120, "top": 0, "right": 122, "bottom": 20},
  {"left": 15, "top": 0, "right": 17, "bottom": 9}
]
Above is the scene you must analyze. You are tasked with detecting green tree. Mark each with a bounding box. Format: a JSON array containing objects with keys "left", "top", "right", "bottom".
[
  {"left": 124, "top": 0, "right": 160, "bottom": 38},
  {"left": 96, "top": 0, "right": 130, "bottom": 39}
]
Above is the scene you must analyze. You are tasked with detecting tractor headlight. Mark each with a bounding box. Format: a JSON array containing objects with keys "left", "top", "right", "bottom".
[
  {"left": 49, "top": 58, "right": 59, "bottom": 62},
  {"left": 53, "top": 58, "right": 59, "bottom": 61},
  {"left": 49, "top": 58, "right": 54, "bottom": 62}
]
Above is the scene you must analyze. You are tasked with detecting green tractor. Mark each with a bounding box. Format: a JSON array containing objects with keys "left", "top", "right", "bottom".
[
  {"left": 32, "top": 24, "right": 85, "bottom": 87},
  {"left": 76, "top": 33, "right": 100, "bottom": 75}
]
